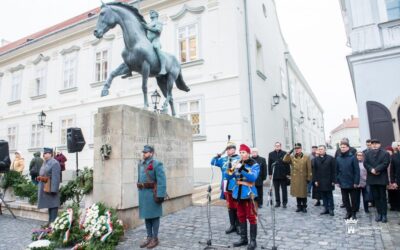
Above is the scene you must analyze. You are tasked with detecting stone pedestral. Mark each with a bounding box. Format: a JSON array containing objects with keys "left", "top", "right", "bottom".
[{"left": 93, "top": 105, "right": 194, "bottom": 228}]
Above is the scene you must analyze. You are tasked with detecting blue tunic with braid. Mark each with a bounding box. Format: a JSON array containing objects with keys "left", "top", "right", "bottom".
[
  {"left": 211, "top": 154, "right": 240, "bottom": 199},
  {"left": 225, "top": 158, "right": 260, "bottom": 200}
]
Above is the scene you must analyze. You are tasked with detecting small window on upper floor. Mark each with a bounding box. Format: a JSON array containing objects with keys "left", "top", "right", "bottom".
[
  {"left": 32, "top": 67, "right": 46, "bottom": 97},
  {"left": 7, "top": 125, "right": 18, "bottom": 150},
  {"left": 95, "top": 50, "right": 109, "bottom": 82},
  {"left": 386, "top": 0, "right": 400, "bottom": 20},
  {"left": 10, "top": 71, "right": 22, "bottom": 102},
  {"left": 63, "top": 53, "right": 78, "bottom": 89},
  {"left": 177, "top": 99, "right": 202, "bottom": 135},
  {"left": 178, "top": 23, "right": 199, "bottom": 63}
]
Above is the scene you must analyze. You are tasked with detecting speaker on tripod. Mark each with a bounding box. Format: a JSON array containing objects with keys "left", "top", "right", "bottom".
[
  {"left": 67, "top": 128, "right": 86, "bottom": 153},
  {"left": 0, "top": 140, "right": 11, "bottom": 173},
  {"left": 66, "top": 128, "right": 86, "bottom": 177}
]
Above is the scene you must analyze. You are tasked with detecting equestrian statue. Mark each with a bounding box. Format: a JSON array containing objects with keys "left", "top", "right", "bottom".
[{"left": 93, "top": 2, "right": 190, "bottom": 116}]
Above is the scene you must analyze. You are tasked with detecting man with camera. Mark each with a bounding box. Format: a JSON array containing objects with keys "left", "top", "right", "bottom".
[
  {"left": 283, "top": 143, "right": 312, "bottom": 212},
  {"left": 137, "top": 145, "right": 167, "bottom": 249}
]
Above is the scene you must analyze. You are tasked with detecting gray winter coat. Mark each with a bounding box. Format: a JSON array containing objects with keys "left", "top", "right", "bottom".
[{"left": 37, "top": 158, "right": 61, "bottom": 209}]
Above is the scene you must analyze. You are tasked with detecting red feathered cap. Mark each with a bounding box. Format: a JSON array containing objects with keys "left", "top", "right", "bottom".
[{"left": 239, "top": 144, "right": 251, "bottom": 154}]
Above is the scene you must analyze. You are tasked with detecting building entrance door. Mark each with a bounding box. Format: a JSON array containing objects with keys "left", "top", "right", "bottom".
[{"left": 366, "top": 101, "right": 395, "bottom": 147}]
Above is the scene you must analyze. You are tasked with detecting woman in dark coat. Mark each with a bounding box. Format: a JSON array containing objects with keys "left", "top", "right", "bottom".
[{"left": 313, "top": 145, "right": 335, "bottom": 216}]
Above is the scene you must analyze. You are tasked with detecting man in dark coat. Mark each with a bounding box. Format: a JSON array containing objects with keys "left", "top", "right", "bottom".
[
  {"left": 251, "top": 148, "right": 267, "bottom": 208},
  {"left": 313, "top": 145, "right": 335, "bottom": 216},
  {"left": 336, "top": 142, "right": 359, "bottom": 219},
  {"left": 29, "top": 151, "right": 43, "bottom": 185},
  {"left": 364, "top": 139, "right": 390, "bottom": 223},
  {"left": 392, "top": 143, "right": 400, "bottom": 225},
  {"left": 268, "top": 142, "right": 290, "bottom": 208}
]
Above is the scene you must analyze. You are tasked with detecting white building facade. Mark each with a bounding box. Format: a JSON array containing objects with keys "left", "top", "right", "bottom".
[
  {"left": 0, "top": 0, "right": 324, "bottom": 183},
  {"left": 330, "top": 116, "right": 361, "bottom": 151},
  {"left": 339, "top": 0, "right": 400, "bottom": 148}
]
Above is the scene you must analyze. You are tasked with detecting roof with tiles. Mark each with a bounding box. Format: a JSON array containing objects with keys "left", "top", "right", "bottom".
[{"left": 331, "top": 115, "right": 359, "bottom": 134}]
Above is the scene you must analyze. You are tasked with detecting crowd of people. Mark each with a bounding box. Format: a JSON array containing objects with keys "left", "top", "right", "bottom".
[{"left": 208, "top": 138, "right": 400, "bottom": 249}]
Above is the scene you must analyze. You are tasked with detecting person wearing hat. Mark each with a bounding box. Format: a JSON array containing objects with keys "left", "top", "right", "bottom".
[
  {"left": 11, "top": 151, "right": 25, "bottom": 174},
  {"left": 364, "top": 139, "right": 390, "bottom": 223},
  {"left": 251, "top": 148, "right": 267, "bottom": 208},
  {"left": 283, "top": 143, "right": 312, "bottom": 213},
  {"left": 37, "top": 147, "right": 61, "bottom": 225},
  {"left": 137, "top": 145, "right": 166, "bottom": 249},
  {"left": 225, "top": 144, "right": 260, "bottom": 249},
  {"left": 211, "top": 141, "right": 241, "bottom": 234}
]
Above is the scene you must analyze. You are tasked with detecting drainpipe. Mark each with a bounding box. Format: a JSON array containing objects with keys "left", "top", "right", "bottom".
[
  {"left": 243, "top": 0, "right": 256, "bottom": 147},
  {"left": 285, "top": 52, "right": 295, "bottom": 147}
]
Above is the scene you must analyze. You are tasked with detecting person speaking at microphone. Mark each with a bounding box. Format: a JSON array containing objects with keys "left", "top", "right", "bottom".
[{"left": 225, "top": 144, "right": 260, "bottom": 250}]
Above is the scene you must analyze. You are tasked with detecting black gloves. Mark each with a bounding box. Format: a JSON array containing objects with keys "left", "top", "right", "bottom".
[
  {"left": 239, "top": 164, "right": 249, "bottom": 173},
  {"left": 155, "top": 197, "right": 165, "bottom": 204}
]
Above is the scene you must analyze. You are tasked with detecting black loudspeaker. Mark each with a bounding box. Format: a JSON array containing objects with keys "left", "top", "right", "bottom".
[
  {"left": 67, "top": 128, "right": 86, "bottom": 153},
  {"left": 0, "top": 140, "right": 11, "bottom": 173}
]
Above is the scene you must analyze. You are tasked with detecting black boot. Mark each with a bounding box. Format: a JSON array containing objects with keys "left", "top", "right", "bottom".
[
  {"left": 314, "top": 200, "right": 321, "bottom": 206},
  {"left": 375, "top": 213, "right": 382, "bottom": 222},
  {"left": 382, "top": 214, "right": 387, "bottom": 223},
  {"left": 364, "top": 202, "right": 369, "bottom": 213},
  {"left": 320, "top": 209, "right": 329, "bottom": 215},
  {"left": 234, "top": 210, "right": 241, "bottom": 235},
  {"left": 352, "top": 212, "right": 357, "bottom": 220},
  {"left": 233, "top": 222, "right": 248, "bottom": 247},
  {"left": 225, "top": 209, "right": 236, "bottom": 234},
  {"left": 343, "top": 213, "right": 352, "bottom": 219},
  {"left": 274, "top": 202, "right": 280, "bottom": 208},
  {"left": 247, "top": 224, "right": 257, "bottom": 250}
]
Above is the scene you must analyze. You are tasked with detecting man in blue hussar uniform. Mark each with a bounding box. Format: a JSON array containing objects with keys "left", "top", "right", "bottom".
[
  {"left": 225, "top": 144, "right": 260, "bottom": 250},
  {"left": 211, "top": 141, "right": 241, "bottom": 234},
  {"left": 137, "top": 145, "right": 167, "bottom": 249}
]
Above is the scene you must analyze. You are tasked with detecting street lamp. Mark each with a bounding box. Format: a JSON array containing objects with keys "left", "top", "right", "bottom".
[
  {"left": 38, "top": 110, "right": 53, "bottom": 133},
  {"left": 151, "top": 89, "right": 161, "bottom": 113},
  {"left": 271, "top": 94, "right": 280, "bottom": 109}
]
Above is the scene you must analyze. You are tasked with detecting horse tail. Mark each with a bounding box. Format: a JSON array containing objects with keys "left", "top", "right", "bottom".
[{"left": 175, "top": 70, "right": 190, "bottom": 92}]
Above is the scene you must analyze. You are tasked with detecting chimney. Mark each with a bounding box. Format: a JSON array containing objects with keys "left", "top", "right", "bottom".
[{"left": 1, "top": 39, "right": 10, "bottom": 46}]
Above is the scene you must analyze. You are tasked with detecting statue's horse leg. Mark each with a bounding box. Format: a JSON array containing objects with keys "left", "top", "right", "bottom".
[
  {"left": 161, "top": 73, "right": 176, "bottom": 116},
  {"left": 141, "top": 62, "right": 150, "bottom": 109},
  {"left": 101, "top": 63, "right": 130, "bottom": 97}
]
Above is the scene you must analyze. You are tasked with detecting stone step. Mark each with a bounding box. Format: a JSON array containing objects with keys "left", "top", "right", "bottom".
[
  {"left": 192, "top": 193, "right": 221, "bottom": 206},
  {"left": 1, "top": 200, "right": 48, "bottom": 221},
  {"left": 191, "top": 183, "right": 221, "bottom": 206}
]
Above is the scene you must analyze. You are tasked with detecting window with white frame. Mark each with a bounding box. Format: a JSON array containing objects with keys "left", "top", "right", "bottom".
[
  {"left": 280, "top": 68, "right": 288, "bottom": 96},
  {"left": 283, "top": 118, "right": 290, "bottom": 148},
  {"left": 386, "top": 0, "right": 400, "bottom": 20},
  {"left": 290, "top": 79, "right": 296, "bottom": 105},
  {"left": 256, "top": 40, "right": 265, "bottom": 74},
  {"left": 33, "top": 67, "right": 46, "bottom": 96},
  {"left": 178, "top": 100, "right": 201, "bottom": 135},
  {"left": 60, "top": 117, "right": 75, "bottom": 145},
  {"left": 7, "top": 126, "right": 17, "bottom": 150},
  {"left": 178, "top": 23, "right": 198, "bottom": 63},
  {"left": 95, "top": 50, "right": 108, "bottom": 82},
  {"left": 30, "top": 124, "right": 43, "bottom": 148},
  {"left": 11, "top": 71, "right": 22, "bottom": 102},
  {"left": 63, "top": 53, "right": 78, "bottom": 89},
  {"left": 349, "top": 0, "right": 373, "bottom": 27}
]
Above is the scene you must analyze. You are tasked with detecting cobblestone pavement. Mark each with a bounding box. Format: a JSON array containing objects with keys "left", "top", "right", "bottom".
[{"left": 1, "top": 188, "right": 400, "bottom": 250}]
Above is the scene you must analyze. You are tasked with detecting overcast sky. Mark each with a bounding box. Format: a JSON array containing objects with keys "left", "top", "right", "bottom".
[{"left": 0, "top": 0, "right": 358, "bottom": 137}]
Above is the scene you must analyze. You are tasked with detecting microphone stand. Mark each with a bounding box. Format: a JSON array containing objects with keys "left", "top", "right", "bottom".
[
  {"left": 261, "top": 162, "right": 278, "bottom": 250},
  {"left": 199, "top": 135, "right": 231, "bottom": 249}
]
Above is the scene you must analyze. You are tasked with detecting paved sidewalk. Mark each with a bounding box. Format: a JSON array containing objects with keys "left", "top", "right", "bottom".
[{"left": 1, "top": 189, "right": 400, "bottom": 250}]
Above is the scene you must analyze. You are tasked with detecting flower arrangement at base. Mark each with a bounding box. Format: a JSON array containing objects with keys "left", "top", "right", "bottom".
[
  {"left": 49, "top": 206, "right": 83, "bottom": 247},
  {"left": 26, "top": 239, "right": 54, "bottom": 250},
  {"left": 74, "top": 203, "right": 124, "bottom": 250}
]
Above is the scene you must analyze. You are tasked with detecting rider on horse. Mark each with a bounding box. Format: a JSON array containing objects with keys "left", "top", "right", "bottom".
[{"left": 123, "top": 10, "right": 166, "bottom": 78}]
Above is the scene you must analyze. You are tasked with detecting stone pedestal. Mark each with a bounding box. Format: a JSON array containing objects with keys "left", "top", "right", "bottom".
[{"left": 93, "top": 105, "right": 194, "bottom": 228}]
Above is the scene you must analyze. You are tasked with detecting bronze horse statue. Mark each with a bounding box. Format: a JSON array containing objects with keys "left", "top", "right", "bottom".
[{"left": 94, "top": 2, "right": 190, "bottom": 116}]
